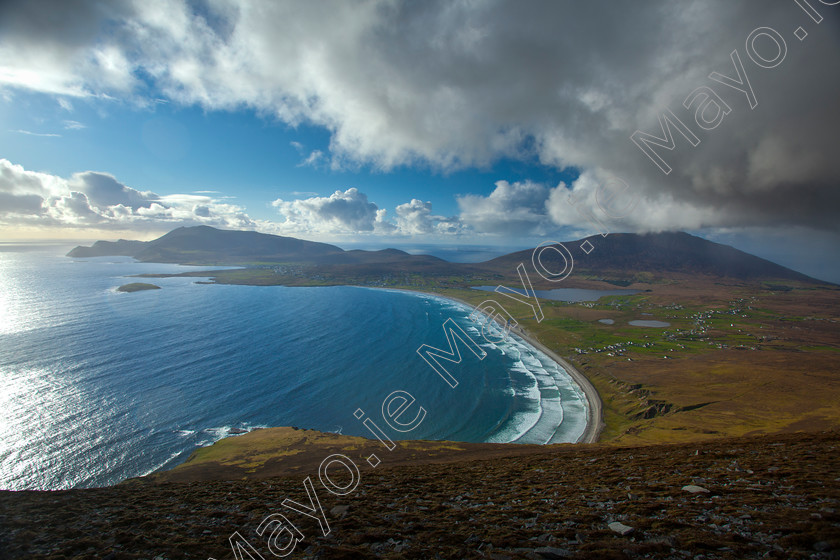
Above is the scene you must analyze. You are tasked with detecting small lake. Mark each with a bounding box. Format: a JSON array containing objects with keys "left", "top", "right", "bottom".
[
  {"left": 628, "top": 320, "right": 671, "bottom": 328},
  {"left": 471, "top": 286, "right": 639, "bottom": 302},
  {"left": 598, "top": 319, "right": 615, "bottom": 325}
]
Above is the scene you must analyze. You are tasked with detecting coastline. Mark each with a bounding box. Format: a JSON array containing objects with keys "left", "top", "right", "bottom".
[{"left": 376, "top": 286, "right": 604, "bottom": 444}]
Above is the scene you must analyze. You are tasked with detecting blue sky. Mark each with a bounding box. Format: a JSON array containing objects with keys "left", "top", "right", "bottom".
[
  {"left": 0, "top": 1, "right": 838, "bottom": 281},
  {"left": 0, "top": 92, "right": 576, "bottom": 226}
]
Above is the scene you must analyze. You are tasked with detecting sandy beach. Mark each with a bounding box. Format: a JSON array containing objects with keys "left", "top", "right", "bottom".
[{"left": 380, "top": 287, "right": 605, "bottom": 444}]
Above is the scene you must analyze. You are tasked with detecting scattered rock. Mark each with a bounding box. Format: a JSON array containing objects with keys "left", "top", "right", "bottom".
[
  {"left": 813, "top": 541, "right": 831, "bottom": 552},
  {"left": 330, "top": 505, "right": 350, "bottom": 517},
  {"left": 682, "top": 484, "right": 710, "bottom": 494},
  {"left": 608, "top": 521, "right": 634, "bottom": 536},
  {"left": 533, "top": 546, "right": 573, "bottom": 558},
  {"left": 2, "top": 431, "right": 838, "bottom": 560}
]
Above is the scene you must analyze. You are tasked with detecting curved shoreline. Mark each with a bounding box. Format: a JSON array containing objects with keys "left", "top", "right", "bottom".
[{"left": 377, "top": 287, "right": 605, "bottom": 444}]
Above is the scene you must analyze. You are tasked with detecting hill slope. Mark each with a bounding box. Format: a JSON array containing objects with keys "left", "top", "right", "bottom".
[
  {"left": 2, "top": 430, "right": 838, "bottom": 559},
  {"left": 68, "top": 226, "right": 824, "bottom": 285},
  {"left": 68, "top": 225, "right": 345, "bottom": 264},
  {"left": 484, "top": 231, "right": 818, "bottom": 284}
]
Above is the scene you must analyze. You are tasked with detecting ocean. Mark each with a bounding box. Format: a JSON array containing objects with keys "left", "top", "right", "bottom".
[{"left": 0, "top": 244, "right": 587, "bottom": 490}]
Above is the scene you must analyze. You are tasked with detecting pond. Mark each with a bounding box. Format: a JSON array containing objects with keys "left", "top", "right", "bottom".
[{"left": 628, "top": 320, "right": 671, "bottom": 327}]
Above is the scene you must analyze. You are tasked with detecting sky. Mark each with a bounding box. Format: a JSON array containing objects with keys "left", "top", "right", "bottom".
[{"left": 0, "top": 1, "right": 838, "bottom": 281}]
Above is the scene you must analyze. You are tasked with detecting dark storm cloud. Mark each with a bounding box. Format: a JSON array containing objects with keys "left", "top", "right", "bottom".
[{"left": 0, "top": 0, "right": 837, "bottom": 233}]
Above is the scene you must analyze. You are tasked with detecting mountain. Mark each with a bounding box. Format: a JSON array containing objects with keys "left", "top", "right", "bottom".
[
  {"left": 69, "top": 225, "right": 344, "bottom": 264},
  {"left": 67, "top": 239, "right": 147, "bottom": 258},
  {"left": 482, "top": 231, "right": 820, "bottom": 284},
  {"left": 68, "top": 226, "right": 824, "bottom": 285},
  {"left": 67, "top": 225, "right": 452, "bottom": 269}
]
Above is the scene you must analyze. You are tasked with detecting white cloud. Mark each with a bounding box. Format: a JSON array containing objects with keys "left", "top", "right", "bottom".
[
  {"left": 0, "top": 158, "right": 255, "bottom": 233},
  {"left": 272, "top": 188, "right": 382, "bottom": 234},
  {"left": 298, "top": 149, "right": 326, "bottom": 168},
  {"left": 458, "top": 180, "right": 553, "bottom": 236},
  {"left": 395, "top": 199, "right": 434, "bottom": 235},
  {"left": 11, "top": 129, "right": 61, "bottom": 137},
  {"left": 0, "top": 192, "right": 45, "bottom": 215},
  {"left": 545, "top": 169, "right": 745, "bottom": 236},
  {"left": 63, "top": 120, "right": 85, "bottom": 130},
  {"left": 270, "top": 190, "right": 465, "bottom": 238}
]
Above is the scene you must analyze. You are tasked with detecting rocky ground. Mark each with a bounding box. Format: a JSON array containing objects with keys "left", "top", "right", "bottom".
[{"left": 1, "top": 431, "right": 839, "bottom": 560}]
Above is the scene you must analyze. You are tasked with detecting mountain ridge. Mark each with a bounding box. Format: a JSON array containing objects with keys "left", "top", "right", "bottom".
[
  {"left": 486, "top": 231, "right": 820, "bottom": 284},
  {"left": 67, "top": 225, "right": 826, "bottom": 285}
]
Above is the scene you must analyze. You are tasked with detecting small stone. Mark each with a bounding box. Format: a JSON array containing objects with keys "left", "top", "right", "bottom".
[
  {"left": 813, "top": 541, "right": 831, "bottom": 552},
  {"left": 682, "top": 484, "right": 710, "bottom": 494},
  {"left": 533, "top": 546, "right": 573, "bottom": 559},
  {"left": 330, "top": 505, "right": 350, "bottom": 517},
  {"left": 608, "top": 521, "right": 634, "bottom": 536}
]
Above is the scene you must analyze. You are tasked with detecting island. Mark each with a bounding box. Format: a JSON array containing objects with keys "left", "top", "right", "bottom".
[{"left": 117, "top": 282, "right": 161, "bottom": 293}]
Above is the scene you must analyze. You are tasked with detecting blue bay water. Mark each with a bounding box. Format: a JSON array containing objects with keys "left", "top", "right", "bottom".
[{"left": 0, "top": 245, "right": 587, "bottom": 490}]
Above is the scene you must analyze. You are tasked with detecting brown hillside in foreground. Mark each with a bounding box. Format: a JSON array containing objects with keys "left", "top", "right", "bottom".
[
  {"left": 1, "top": 430, "right": 838, "bottom": 559},
  {"left": 142, "top": 427, "right": 556, "bottom": 484}
]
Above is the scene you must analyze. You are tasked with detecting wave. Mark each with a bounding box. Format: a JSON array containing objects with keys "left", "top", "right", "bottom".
[
  {"left": 138, "top": 450, "right": 186, "bottom": 478},
  {"left": 463, "top": 309, "right": 587, "bottom": 445},
  {"left": 380, "top": 288, "right": 589, "bottom": 445}
]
